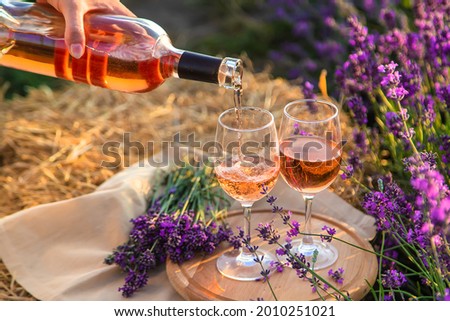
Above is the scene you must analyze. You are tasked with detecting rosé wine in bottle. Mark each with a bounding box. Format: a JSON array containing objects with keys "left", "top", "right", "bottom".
[{"left": 0, "top": 1, "right": 242, "bottom": 93}]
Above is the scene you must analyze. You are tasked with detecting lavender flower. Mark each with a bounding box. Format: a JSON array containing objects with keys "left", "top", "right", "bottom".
[
  {"left": 411, "top": 168, "right": 448, "bottom": 212},
  {"left": 256, "top": 222, "right": 281, "bottom": 245},
  {"left": 266, "top": 195, "right": 278, "bottom": 206},
  {"left": 107, "top": 209, "right": 231, "bottom": 297},
  {"left": 321, "top": 225, "right": 337, "bottom": 242},
  {"left": 341, "top": 164, "right": 354, "bottom": 180},
  {"left": 228, "top": 226, "right": 244, "bottom": 250},
  {"left": 440, "top": 135, "right": 450, "bottom": 164},
  {"left": 287, "top": 220, "right": 300, "bottom": 238},
  {"left": 353, "top": 129, "right": 368, "bottom": 154},
  {"left": 347, "top": 151, "right": 363, "bottom": 170},
  {"left": 258, "top": 186, "right": 352, "bottom": 300},
  {"left": 437, "top": 84, "right": 450, "bottom": 108},
  {"left": 380, "top": 9, "right": 397, "bottom": 29},
  {"left": 437, "top": 288, "right": 450, "bottom": 301},
  {"left": 105, "top": 165, "right": 232, "bottom": 297},
  {"left": 302, "top": 81, "right": 317, "bottom": 100},
  {"left": 346, "top": 96, "right": 368, "bottom": 126},
  {"left": 347, "top": 15, "right": 372, "bottom": 50},
  {"left": 362, "top": 180, "right": 412, "bottom": 231},
  {"left": 378, "top": 61, "right": 409, "bottom": 101},
  {"left": 385, "top": 112, "right": 403, "bottom": 138},
  {"left": 328, "top": 267, "right": 345, "bottom": 284},
  {"left": 420, "top": 95, "right": 436, "bottom": 125},
  {"left": 382, "top": 268, "right": 407, "bottom": 288}
]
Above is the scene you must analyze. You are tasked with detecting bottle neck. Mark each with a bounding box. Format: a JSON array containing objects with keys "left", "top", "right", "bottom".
[{"left": 176, "top": 51, "right": 242, "bottom": 89}]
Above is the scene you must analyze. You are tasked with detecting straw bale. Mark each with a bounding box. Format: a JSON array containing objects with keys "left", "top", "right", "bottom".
[{"left": 0, "top": 69, "right": 355, "bottom": 300}]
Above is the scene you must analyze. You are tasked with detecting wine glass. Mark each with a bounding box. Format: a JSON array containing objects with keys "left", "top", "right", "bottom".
[
  {"left": 278, "top": 99, "right": 342, "bottom": 270},
  {"left": 214, "top": 106, "right": 280, "bottom": 281}
]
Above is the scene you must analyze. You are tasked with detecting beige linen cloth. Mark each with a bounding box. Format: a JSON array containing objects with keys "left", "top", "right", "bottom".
[{"left": 0, "top": 155, "right": 375, "bottom": 301}]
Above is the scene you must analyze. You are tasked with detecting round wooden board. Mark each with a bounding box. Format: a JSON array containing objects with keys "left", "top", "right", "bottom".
[{"left": 166, "top": 209, "right": 377, "bottom": 301}]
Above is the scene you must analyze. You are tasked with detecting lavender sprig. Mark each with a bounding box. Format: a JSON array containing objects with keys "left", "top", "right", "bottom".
[
  {"left": 254, "top": 186, "right": 350, "bottom": 300},
  {"left": 105, "top": 163, "right": 232, "bottom": 297}
]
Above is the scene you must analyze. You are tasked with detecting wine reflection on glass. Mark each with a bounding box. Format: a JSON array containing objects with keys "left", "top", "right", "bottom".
[
  {"left": 214, "top": 107, "right": 280, "bottom": 281},
  {"left": 279, "top": 99, "right": 342, "bottom": 270}
]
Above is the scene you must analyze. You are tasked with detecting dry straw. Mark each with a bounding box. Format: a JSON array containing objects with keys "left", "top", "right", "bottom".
[{"left": 0, "top": 69, "right": 355, "bottom": 300}]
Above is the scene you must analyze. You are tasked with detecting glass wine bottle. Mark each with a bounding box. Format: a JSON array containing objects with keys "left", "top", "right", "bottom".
[{"left": 0, "top": 1, "right": 242, "bottom": 93}]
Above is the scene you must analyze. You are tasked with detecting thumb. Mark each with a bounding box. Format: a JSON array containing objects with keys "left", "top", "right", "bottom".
[{"left": 62, "top": 7, "right": 86, "bottom": 59}]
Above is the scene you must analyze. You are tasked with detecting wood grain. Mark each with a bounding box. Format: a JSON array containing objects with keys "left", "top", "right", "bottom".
[{"left": 166, "top": 209, "right": 377, "bottom": 301}]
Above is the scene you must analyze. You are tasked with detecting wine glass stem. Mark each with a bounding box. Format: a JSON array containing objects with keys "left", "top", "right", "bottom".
[
  {"left": 241, "top": 204, "right": 254, "bottom": 258},
  {"left": 302, "top": 195, "right": 314, "bottom": 246}
]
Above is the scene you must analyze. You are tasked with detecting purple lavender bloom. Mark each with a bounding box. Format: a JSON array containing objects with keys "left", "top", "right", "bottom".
[
  {"left": 401, "top": 61, "right": 422, "bottom": 99},
  {"left": 436, "top": 84, "right": 450, "bottom": 107},
  {"left": 378, "top": 61, "right": 409, "bottom": 101},
  {"left": 347, "top": 15, "right": 370, "bottom": 49},
  {"left": 406, "top": 33, "right": 425, "bottom": 60},
  {"left": 430, "top": 197, "right": 450, "bottom": 227},
  {"left": 362, "top": 181, "right": 412, "bottom": 231},
  {"left": 384, "top": 294, "right": 394, "bottom": 301},
  {"left": 440, "top": 135, "right": 450, "bottom": 164},
  {"left": 437, "top": 288, "right": 450, "bottom": 301},
  {"left": 321, "top": 225, "right": 337, "bottom": 242},
  {"left": 382, "top": 268, "right": 407, "bottom": 288},
  {"left": 346, "top": 96, "right": 368, "bottom": 126},
  {"left": 410, "top": 164, "right": 450, "bottom": 231},
  {"left": 106, "top": 206, "right": 232, "bottom": 297},
  {"left": 266, "top": 195, "right": 278, "bottom": 206},
  {"left": 378, "top": 30, "right": 407, "bottom": 57},
  {"left": 380, "top": 9, "right": 397, "bottom": 29},
  {"left": 385, "top": 112, "right": 403, "bottom": 138},
  {"left": 275, "top": 247, "right": 286, "bottom": 257},
  {"left": 229, "top": 226, "right": 244, "bottom": 249},
  {"left": 287, "top": 253, "right": 309, "bottom": 279},
  {"left": 411, "top": 168, "right": 448, "bottom": 207},
  {"left": 340, "top": 164, "right": 354, "bottom": 180},
  {"left": 353, "top": 129, "right": 368, "bottom": 154},
  {"left": 414, "top": 1, "right": 450, "bottom": 82},
  {"left": 328, "top": 267, "right": 345, "bottom": 284},
  {"left": 270, "top": 260, "right": 286, "bottom": 273},
  {"left": 403, "top": 151, "right": 437, "bottom": 178},
  {"left": 348, "top": 151, "right": 363, "bottom": 170},
  {"left": 420, "top": 95, "right": 436, "bottom": 125},
  {"left": 302, "top": 81, "right": 317, "bottom": 100},
  {"left": 257, "top": 222, "right": 281, "bottom": 245},
  {"left": 287, "top": 220, "right": 300, "bottom": 238}
]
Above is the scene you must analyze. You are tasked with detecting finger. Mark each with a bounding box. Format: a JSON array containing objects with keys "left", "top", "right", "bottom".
[
  {"left": 110, "top": 3, "right": 136, "bottom": 17},
  {"left": 89, "top": 1, "right": 137, "bottom": 17},
  {"left": 60, "top": 5, "right": 87, "bottom": 59}
]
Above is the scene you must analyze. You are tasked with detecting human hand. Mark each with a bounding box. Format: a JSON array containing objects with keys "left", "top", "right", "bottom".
[{"left": 36, "top": 0, "right": 135, "bottom": 59}]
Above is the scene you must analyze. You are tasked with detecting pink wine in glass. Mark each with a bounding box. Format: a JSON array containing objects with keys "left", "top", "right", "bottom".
[
  {"left": 280, "top": 136, "right": 341, "bottom": 195},
  {"left": 215, "top": 156, "right": 279, "bottom": 203}
]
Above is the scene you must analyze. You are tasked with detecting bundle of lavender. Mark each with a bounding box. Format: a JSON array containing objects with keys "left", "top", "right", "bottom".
[{"left": 105, "top": 162, "right": 232, "bottom": 297}]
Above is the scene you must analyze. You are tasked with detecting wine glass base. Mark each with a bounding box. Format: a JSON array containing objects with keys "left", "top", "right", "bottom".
[
  {"left": 216, "top": 249, "right": 275, "bottom": 281},
  {"left": 280, "top": 239, "right": 338, "bottom": 270}
]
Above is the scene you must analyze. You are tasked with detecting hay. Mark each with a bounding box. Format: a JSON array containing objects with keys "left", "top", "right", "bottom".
[{"left": 0, "top": 68, "right": 355, "bottom": 300}]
